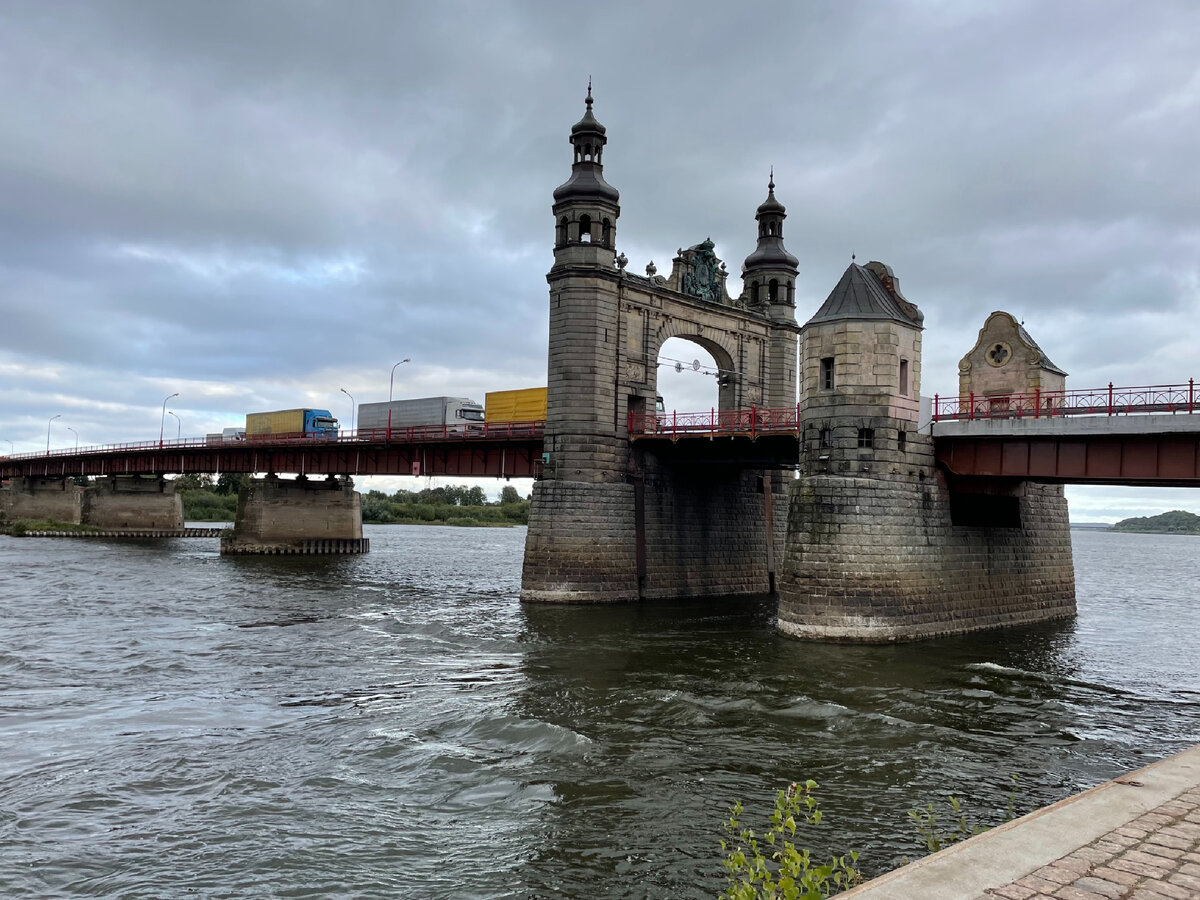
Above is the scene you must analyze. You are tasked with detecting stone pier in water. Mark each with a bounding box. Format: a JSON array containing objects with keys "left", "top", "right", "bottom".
[{"left": 220, "top": 475, "right": 368, "bottom": 555}]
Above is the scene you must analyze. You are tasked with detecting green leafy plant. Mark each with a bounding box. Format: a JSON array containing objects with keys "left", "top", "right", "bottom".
[
  {"left": 907, "top": 775, "right": 1021, "bottom": 853},
  {"left": 720, "top": 780, "right": 860, "bottom": 900}
]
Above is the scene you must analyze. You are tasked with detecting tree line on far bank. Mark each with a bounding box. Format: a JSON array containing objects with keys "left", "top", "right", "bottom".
[
  {"left": 1111, "top": 509, "right": 1200, "bottom": 534},
  {"left": 170, "top": 475, "right": 530, "bottom": 526}
]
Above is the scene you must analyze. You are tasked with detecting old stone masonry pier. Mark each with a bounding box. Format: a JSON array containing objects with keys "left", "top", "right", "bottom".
[{"left": 520, "top": 88, "right": 1076, "bottom": 642}]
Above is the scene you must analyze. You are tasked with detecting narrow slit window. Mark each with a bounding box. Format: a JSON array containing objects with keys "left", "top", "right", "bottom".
[
  {"left": 820, "top": 357, "right": 835, "bottom": 390},
  {"left": 899, "top": 358, "right": 910, "bottom": 396}
]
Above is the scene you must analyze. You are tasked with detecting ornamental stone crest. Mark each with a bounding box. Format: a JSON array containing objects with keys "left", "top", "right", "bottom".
[{"left": 679, "top": 238, "right": 725, "bottom": 304}]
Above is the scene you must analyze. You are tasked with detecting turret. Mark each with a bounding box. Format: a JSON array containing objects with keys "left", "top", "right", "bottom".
[
  {"left": 741, "top": 171, "right": 799, "bottom": 322},
  {"left": 552, "top": 82, "right": 620, "bottom": 266}
]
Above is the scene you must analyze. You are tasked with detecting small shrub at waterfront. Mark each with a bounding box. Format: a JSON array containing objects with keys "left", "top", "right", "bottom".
[
  {"left": 907, "top": 775, "right": 1022, "bottom": 853},
  {"left": 720, "top": 780, "right": 860, "bottom": 899}
]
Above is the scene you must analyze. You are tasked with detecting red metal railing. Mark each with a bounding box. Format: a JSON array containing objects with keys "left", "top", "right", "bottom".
[
  {"left": 628, "top": 404, "right": 802, "bottom": 438},
  {"left": 932, "top": 381, "right": 1196, "bottom": 422},
  {"left": 4, "top": 422, "right": 546, "bottom": 461}
]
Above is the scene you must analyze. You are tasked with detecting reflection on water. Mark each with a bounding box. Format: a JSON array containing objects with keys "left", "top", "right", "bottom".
[{"left": 0, "top": 527, "right": 1197, "bottom": 898}]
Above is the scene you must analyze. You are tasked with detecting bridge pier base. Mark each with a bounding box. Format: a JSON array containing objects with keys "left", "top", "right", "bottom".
[
  {"left": 83, "top": 476, "right": 183, "bottom": 530},
  {"left": 0, "top": 476, "right": 84, "bottom": 524},
  {"left": 220, "top": 475, "right": 367, "bottom": 556},
  {"left": 522, "top": 480, "right": 639, "bottom": 602},
  {"left": 521, "top": 458, "right": 785, "bottom": 604},
  {"left": 776, "top": 471, "right": 1076, "bottom": 642}
]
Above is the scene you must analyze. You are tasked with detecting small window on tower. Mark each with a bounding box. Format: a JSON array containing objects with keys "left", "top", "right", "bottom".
[
  {"left": 820, "top": 357, "right": 835, "bottom": 390},
  {"left": 819, "top": 427, "right": 833, "bottom": 448},
  {"left": 768, "top": 279, "right": 778, "bottom": 303},
  {"left": 899, "top": 358, "right": 910, "bottom": 396},
  {"left": 578, "top": 214, "right": 591, "bottom": 243},
  {"left": 857, "top": 428, "right": 874, "bottom": 449},
  {"left": 897, "top": 430, "right": 907, "bottom": 454}
]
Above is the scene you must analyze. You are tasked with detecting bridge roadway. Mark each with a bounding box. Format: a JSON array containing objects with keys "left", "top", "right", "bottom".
[
  {"left": 0, "top": 424, "right": 547, "bottom": 481},
  {"left": 4, "top": 382, "right": 1199, "bottom": 486}
]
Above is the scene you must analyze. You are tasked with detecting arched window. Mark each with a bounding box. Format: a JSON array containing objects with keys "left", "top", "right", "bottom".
[
  {"left": 602, "top": 218, "right": 611, "bottom": 246},
  {"left": 768, "top": 221, "right": 777, "bottom": 236},
  {"left": 768, "top": 279, "right": 779, "bottom": 303},
  {"left": 578, "top": 214, "right": 591, "bottom": 243},
  {"left": 557, "top": 217, "right": 568, "bottom": 246}
]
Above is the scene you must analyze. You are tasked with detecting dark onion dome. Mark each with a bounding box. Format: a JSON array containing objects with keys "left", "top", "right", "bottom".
[
  {"left": 553, "top": 166, "right": 620, "bottom": 204},
  {"left": 553, "top": 85, "right": 620, "bottom": 204},
  {"left": 756, "top": 178, "right": 786, "bottom": 215},
  {"left": 743, "top": 238, "right": 799, "bottom": 269},
  {"left": 743, "top": 176, "right": 798, "bottom": 271}
]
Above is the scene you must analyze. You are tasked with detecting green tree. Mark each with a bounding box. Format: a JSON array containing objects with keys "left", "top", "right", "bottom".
[
  {"left": 464, "top": 485, "right": 487, "bottom": 506},
  {"left": 216, "top": 473, "right": 250, "bottom": 495},
  {"left": 174, "top": 473, "right": 214, "bottom": 491},
  {"left": 499, "top": 485, "right": 521, "bottom": 505}
]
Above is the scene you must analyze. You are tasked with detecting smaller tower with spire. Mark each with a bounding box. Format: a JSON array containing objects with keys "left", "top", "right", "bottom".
[
  {"left": 741, "top": 170, "right": 799, "bottom": 318},
  {"left": 552, "top": 81, "right": 620, "bottom": 267},
  {"left": 742, "top": 172, "right": 800, "bottom": 409}
]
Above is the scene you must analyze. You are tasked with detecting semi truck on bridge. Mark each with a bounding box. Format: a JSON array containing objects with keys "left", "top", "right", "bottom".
[
  {"left": 245, "top": 408, "right": 339, "bottom": 438},
  {"left": 358, "top": 397, "right": 485, "bottom": 436}
]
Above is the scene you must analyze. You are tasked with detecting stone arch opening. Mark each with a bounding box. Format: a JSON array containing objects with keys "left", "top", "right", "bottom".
[{"left": 653, "top": 333, "right": 737, "bottom": 415}]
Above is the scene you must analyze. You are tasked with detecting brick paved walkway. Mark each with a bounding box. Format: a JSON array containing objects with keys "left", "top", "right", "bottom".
[
  {"left": 981, "top": 786, "right": 1200, "bottom": 900},
  {"left": 838, "top": 746, "right": 1200, "bottom": 900}
]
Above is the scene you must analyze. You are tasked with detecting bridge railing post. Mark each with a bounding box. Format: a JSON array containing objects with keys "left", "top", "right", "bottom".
[
  {"left": 1190, "top": 378, "right": 1194, "bottom": 414},
  {"left": 1034, "top": 388, "right": 1040, "bottom": 418},
  {"left": 711, "top": 407, "right": 716, "bottom": 435},
  {"left": 1108, "top": 382, "right": 1114, "bottom": 416},
  {"left": 933, "top": 393, "right": 939, "bottom": 422}
]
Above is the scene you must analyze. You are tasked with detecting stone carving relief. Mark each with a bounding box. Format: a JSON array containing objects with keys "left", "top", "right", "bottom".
[
  {"left": 678, "top": 238, "right": 727, "bottom": 305},
  {"left": 624, "top": 361, "right": 646, "bottom": 383}
]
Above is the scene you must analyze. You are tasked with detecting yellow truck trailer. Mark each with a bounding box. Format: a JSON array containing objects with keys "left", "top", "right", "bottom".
[{"left": 484, "top": 388, "right": 547, "bottom": 423}]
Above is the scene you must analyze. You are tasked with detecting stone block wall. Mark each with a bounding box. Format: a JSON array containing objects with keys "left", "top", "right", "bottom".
[
  {"left": 0, "top": 477, "right": 83, "bottom": 524},
  {"left": 84, "top": 477, "right": 183, "bottom": 530},
  {"left": 522, "top": 479, "right": 639, "bottom": 602},
  {"left": 777, "top": 462, "right": 1076, "bottom": 642},
  {"left": 638, "top": 459, "right": 778, "bottom": 599},
  {"left": 222, "top": 475, "right": 362, "bottom": 554}
]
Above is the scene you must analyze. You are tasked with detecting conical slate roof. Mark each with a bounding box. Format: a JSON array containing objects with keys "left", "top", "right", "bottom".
[{"left": 805, "top": 263, "right": 923, "bottom": 328}]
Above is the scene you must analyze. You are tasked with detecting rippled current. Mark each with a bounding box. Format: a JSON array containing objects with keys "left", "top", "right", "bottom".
[{"left": 2, "top": 527, "right": 1199, "bottom": 898}]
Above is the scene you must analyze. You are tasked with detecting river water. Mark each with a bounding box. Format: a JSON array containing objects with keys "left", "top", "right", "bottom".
[{"left": 1, "top": 527, "right": 1198, "bottom": 898}]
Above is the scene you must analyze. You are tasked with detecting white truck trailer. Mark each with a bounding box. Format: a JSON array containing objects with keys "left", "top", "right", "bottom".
[{"left": 357, "top": 397, "right": 484, "bottom": 435}]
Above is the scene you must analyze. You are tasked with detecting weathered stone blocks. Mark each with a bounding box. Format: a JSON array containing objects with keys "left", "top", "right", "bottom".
[
  {"left": 221, "top": 475, "right": 366, "bottom": 555},
  {"left": 777, "top": 466, "right": 1076, "bottom": 641}
]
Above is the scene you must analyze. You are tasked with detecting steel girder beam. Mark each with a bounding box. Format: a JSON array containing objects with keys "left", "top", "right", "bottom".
[
  {"left": 936, "top": 433, "right": 1200, "bottom": 486},
  {"left": 0, "top": 439, "right": 545, "bottom": 480}
]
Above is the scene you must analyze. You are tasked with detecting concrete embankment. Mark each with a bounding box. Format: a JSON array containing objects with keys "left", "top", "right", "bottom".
[{"left": 840, "top": 744, "right": 1200, "bottom": 899}]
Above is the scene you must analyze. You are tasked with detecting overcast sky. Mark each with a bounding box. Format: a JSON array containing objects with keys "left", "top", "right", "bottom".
[{"left": 2, "top": 1, "right": 1198, "bottom": 519}]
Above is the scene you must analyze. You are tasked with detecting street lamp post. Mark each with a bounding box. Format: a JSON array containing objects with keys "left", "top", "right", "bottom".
[
  {"left": 339, "top": 388, "right": 356, "bottom": 434},
  {"left": 167, "top": 411, "right": 181, "bottom": 440},
  {"left": 2, "top": 439, "right": 13, "bottom": 456},
  {"left": 66, "top": 426, "right": 78, "bottom": 452},
  {"left": 159, "top": 392, "right": 179, "bottom": 448},
  {"left": 388, "top": 358, "right": 411, "bottom": 403},
  {"left": 46, "top": 414, "right": 61, "bottom": 455}
]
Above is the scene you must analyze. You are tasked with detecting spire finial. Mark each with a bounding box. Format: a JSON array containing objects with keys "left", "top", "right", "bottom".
[
  {"left": 586, "top": 77, "right": 593, "bottom": 109},
  {"left": 851, "top": 252, "right": 856, "bottom": 262},
  {"left": 768, "top": 166, "right": 774, "bottom": 192}
]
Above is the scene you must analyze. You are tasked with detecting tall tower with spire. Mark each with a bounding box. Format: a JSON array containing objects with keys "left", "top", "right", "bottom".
[
  {"left": 742, "top": 171, "right": 800, "bottom": 410},
  {"left": 523, "top": 86, "right": 638, "bottom": 603},
  {"left": 552, "top": 81, "right": 620, "bottom": 266}
]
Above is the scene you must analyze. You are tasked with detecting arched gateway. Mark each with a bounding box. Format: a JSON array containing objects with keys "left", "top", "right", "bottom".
[{"left": 521, "top": 88, "right": 800, "bottom": 603}]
